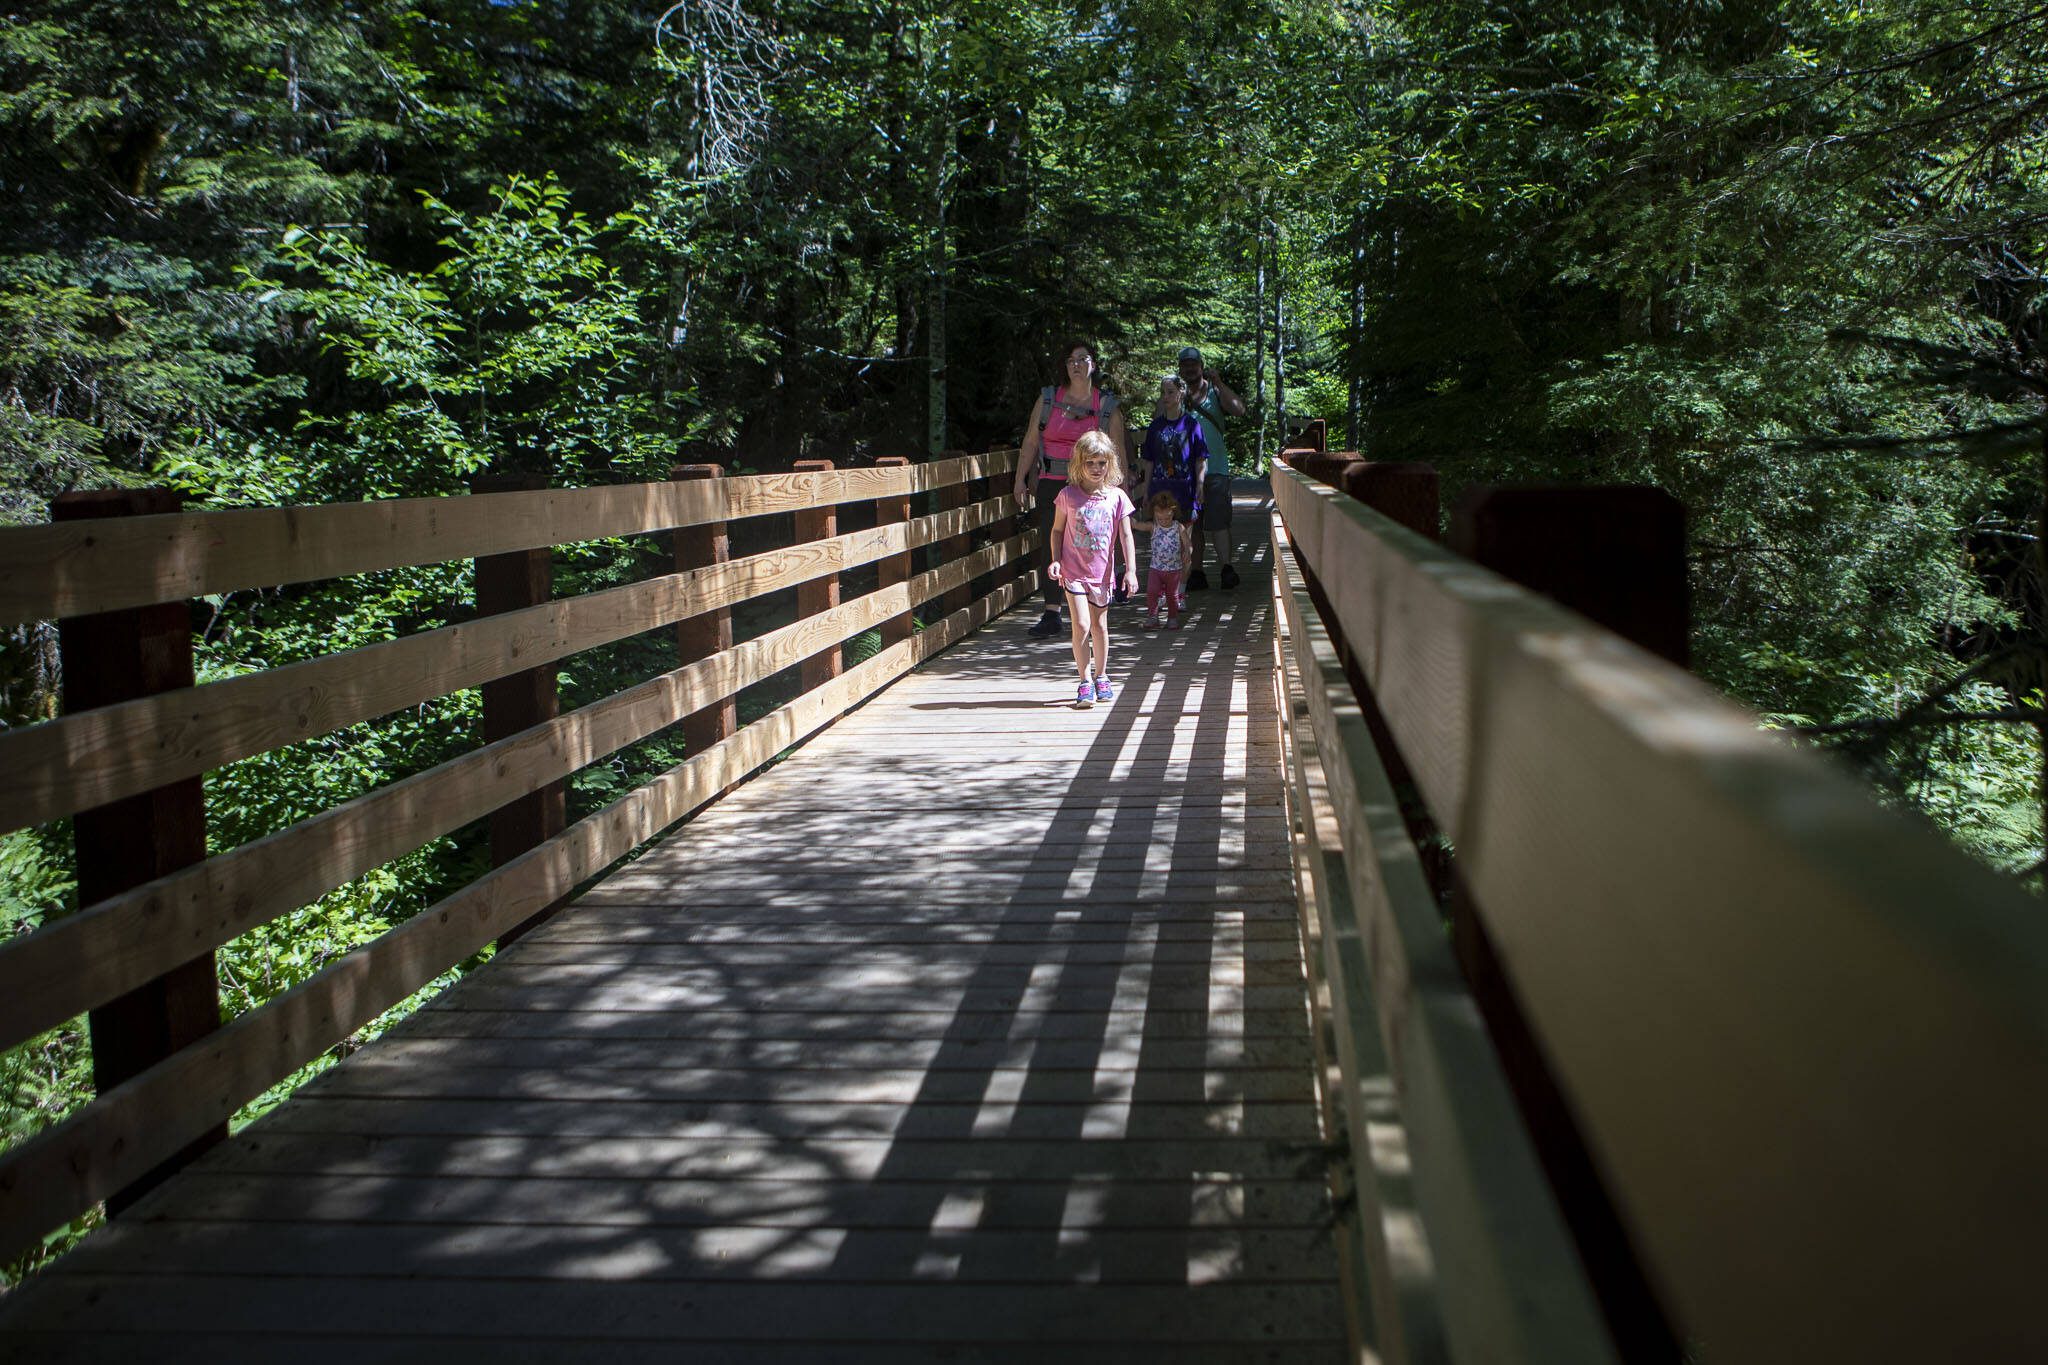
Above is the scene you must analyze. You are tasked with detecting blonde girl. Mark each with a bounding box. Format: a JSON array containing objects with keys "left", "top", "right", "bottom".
[{"left": 1046, "top": 430, "right": 1137, "bottom": 707}]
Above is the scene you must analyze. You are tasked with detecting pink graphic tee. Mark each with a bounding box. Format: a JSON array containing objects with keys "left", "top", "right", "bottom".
[{"left": 1055, "top": 483, "right": 1134, "bottom": 606}]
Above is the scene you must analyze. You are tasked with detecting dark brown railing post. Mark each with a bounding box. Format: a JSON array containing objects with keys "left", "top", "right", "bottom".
[
  {"left": 672, "top": 463, "right": 736, "bottom": 751},
  {"left": 1304, "top": 450, "right": 1365, "bottom": 490},
  {"left": 1449, "top": 486, "right": 1690, "bottom": 667},
  {"left": 991, "top": 443, "right": 1022, "bottom": 596},
  {"left": 1343, "top": 462, "right": 1441, "bottom": 541},
  {"left": 471, "top": 473, "right": 567, "bottom": 944},
  {"left": 936, "top": 450, "right": 971, "bottom": 617},
  {"left": 792, "top": 458, "right": 841, "bottom": 690},
  {"left": 52, "top": 487, "right": 222, "bottom": 1213},
  {"left": 873, "top": 456, "right": 915, "bottom": 647}
]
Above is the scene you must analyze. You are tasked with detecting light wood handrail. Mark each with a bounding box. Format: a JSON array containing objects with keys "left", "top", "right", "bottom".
[
  {"left": 1271, "top": 503, "right": 1615, "bottom": 1365},
  {"left": 0, "top": 496, "right": 1010, "bottom": 835},
  {"left": 0, "top": 529, "right": 1029, "bottom": 1052},
  {"left": 0, "top": 561, "right": 1032, "bottom": 1264},
  {"left": 0, "top": 452, "right": 1016, "bottom": 625},
  {"left": 1273, "top": 462, "right": 2048, "bottom": 1364}
]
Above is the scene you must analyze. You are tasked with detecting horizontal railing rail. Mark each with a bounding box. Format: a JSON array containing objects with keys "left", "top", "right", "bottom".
[
  {"left": 0, "top": 456, "right": 1007, "bottom": 625},
  {"left": 1271, "top": 460, "right": 2048, "bottom": 1364},
  {"left": 1270, "top": 499, "right": 1615, "bottom": 1365},
  {"left": 0, "top": 451, "right": 1032, "bottom": 1266}
]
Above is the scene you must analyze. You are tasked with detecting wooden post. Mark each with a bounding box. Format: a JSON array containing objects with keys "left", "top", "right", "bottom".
[
  {"left": 672, "top": 463, "right": 736, "bottom": 751},
  {"left": 989, "top": 442, "right": 1022, "bottom": 595},
  {"left": 936, "top": 450, "right": 971, "bottom": 617},
  {"left": 1343, "top": 461, "right": 1441, "bottom": 541},
  {"left": 1448, "top": 485, "right": 1690, "bottom": 668},
  {"left": 874, "top": 456, "right": 915, "bottom": 646},
  {"left": 1304, "top": 450, "right": 1365, "bottom": 490},
  {"left": 53, "top": 488, "right": 222, "bottom": 1213},
  {"left": 1293, "top": 418, "right": 1327, "bottom": 453},
  {"left": 792, "top": 459, "right": 842, "bottom": 690},
  {"left": 472, "top": 474, "right": 567, "bottom": 944}
]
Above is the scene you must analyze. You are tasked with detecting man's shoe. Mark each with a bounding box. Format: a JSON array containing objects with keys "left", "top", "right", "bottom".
[
  {"left": 1187, "top": 569, "right": 1210, "bottom": 591},
  {"left": 1028, "top": 610, "right": 1064, "bottom": 637},
  {"left": 1220, "top": 564, "right": 1240, "bottom": 590}
]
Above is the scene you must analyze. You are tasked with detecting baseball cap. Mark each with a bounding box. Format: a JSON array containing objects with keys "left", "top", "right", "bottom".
[{"left": 1177, "top": 346, "right": 1202, "bottom": 362}]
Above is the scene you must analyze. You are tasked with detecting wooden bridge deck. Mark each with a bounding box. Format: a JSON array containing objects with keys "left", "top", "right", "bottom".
[{"left": 0, "top": 487, "right": 1347, "bottom": 1362}]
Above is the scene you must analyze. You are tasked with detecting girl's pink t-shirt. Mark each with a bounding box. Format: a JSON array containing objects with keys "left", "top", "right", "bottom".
[{"left": 1055, "top": 483, "right": 1133, "bottom": 603}]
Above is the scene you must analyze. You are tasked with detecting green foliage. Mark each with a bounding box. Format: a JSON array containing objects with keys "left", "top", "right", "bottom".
[{"left": 5, "top": 0, "right": 2048, "bottom": 1285}]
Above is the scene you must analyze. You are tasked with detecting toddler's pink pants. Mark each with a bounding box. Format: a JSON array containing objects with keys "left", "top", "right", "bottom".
[{"left": 1147, "top": 569, "right": 1183, "bottom": 619}]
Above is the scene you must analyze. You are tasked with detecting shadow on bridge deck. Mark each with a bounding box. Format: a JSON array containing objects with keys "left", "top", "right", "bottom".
[{"left": 0, "top": 485, "right": 1347, "bottom": 1362}]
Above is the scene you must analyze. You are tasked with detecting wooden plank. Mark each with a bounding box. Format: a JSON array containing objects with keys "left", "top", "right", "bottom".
[
  {"left": 249, "top": 1095, "right": 1322, "bottom": 1142},
  {"left": 1272, "top": 525, "right": 1434, "bottom": 1365},
  {"left": 1275, "top": 503, "right": 1619, "bottom": 1365},
  {"left": 127, "top": 1169, "right": 1336, "bottom": 1230},
  {"left": 1275, "top": 464, "right": 2048, "bottom": 1362},
  {"left": 0, "top": 1276, "right": 1344, "bottom": 1346},
  {"left": 303, "top": 1059, "right": 1315, "bottom": 1105},
  {"left": 0, "top": 570, "right": 1034, "bottom": 1264},
  {"left": 0, "top": 533, "right": 1028, "bottom": 1052},
  {"left": 0, "top": 450, "right": 1019, "bottom": 625},
  {"left": 52, "top": 1218, "right": 1343, "bottom": 1286},
  {"left": 399, "top": 1007, "right": 1311, "bottom": 1042},
  {"left": 0, "top": 493, "right": 1012, "bottom": 834},
  {"left": 299, "top": 1035, "right": 1320, "bottom": 1074},
  {"left": 0, "top": 1336, "right": 1338, "bottom": 1365},
  {"left": 171, "top": 1131, "right": 1324, "bottom": 1183}
]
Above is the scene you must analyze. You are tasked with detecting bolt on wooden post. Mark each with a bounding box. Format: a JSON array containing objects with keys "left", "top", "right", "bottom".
[
  {"left": 672, "top": 463, "right": 737, "bottom": 751},
  {"left": 937, "top": 450, "right": 972, "bottom": 617},
  {"left": 53, "top": 488, "right": 222, "bottom": 1213},
  {"left": 873, "top": 456, "right": 915, "bottom": 647},
  {"left": 792, "top": 459, "right": 842, "bottom": 691},
  {"left": 470, "top": 474, "right": 567, "bottom": 944}
]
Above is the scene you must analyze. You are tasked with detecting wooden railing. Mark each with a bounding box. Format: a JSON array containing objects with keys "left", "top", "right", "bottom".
[
  {"left": 0, "top": 451, "right": 1032, "bottom": 1265},
  {"left": 1269, "top": 460, "right": 2048, "bottom": 1364}
]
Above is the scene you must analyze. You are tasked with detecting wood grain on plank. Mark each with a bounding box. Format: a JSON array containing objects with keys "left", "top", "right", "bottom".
[{"left": 0, "top": 451, "right": 1018, "bottom": 625}]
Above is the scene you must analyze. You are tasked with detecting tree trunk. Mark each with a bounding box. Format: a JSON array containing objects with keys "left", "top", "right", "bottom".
[{"left": 927, "top": 105, "right": 953, "bottom": 457}]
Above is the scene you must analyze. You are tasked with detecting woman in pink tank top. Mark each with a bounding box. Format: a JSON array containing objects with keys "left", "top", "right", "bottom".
[{"left": 1012, "top": 340, "right": 1127, "bottom": 637}]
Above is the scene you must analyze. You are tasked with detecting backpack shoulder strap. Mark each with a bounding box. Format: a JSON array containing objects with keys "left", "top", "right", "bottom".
[
  {"left": 1098, "top": 389, "right": 1118, "bottom": 420},
  {"left": 1038, "top": 386, "right": 1056, "bottom": 432}
]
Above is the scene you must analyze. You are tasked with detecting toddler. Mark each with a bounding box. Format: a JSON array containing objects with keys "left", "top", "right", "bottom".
[
  {"left": 1046, "top": 430, "right": 1137, "bottom": 707},
  {"left": 1142, "top": 490, "right": 1192, "bottom": 629}
]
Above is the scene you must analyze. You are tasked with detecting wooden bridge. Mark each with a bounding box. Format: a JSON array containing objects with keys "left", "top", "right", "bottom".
[{"left": 0, "top": 448, "right": 2044, "bottom": 1363}]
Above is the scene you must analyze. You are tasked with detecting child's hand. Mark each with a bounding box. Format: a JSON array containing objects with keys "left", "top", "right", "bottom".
[
  {"left": 1122, "top": 571, "right": 1138, "bottom": 596},
  {"left": 1047, "top": 562, "right": 1062, "bottom": 584}
]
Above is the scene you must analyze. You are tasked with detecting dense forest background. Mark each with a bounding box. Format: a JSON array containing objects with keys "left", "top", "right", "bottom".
[{"left": 2, "top": 0, "right": 2043, "bottom": 1276}]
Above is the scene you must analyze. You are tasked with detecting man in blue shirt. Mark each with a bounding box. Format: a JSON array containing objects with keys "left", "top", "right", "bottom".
[{"left": 1176, "top": 347, "right": 1247, "bottom": 590}]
